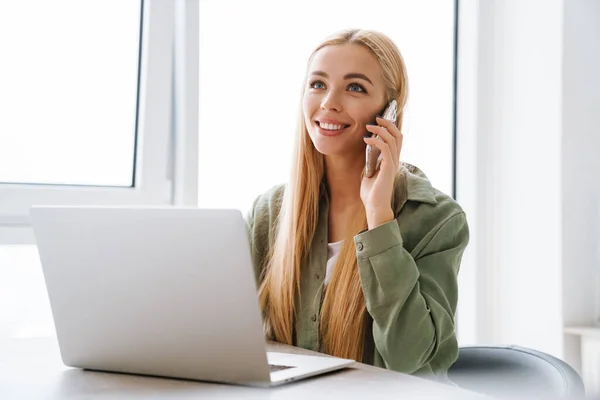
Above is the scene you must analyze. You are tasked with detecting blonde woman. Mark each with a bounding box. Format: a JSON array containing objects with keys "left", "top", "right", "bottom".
[{"left": 246, "top": 29, "right": 469, "bottom": 379}]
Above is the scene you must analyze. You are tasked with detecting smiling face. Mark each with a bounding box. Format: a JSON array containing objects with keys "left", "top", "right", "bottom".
[{"left": 303, "top": 43, "right": 388, "bottom": 158}]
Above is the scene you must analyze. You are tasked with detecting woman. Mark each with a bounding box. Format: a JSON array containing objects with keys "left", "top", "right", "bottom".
[{"left": 245, "top": 29, "right": 469, "bottom": 379}]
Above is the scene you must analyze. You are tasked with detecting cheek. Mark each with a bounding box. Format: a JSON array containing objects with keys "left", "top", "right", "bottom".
[
  {"left": 302, "top": 97, "right": 311, "bottom": 122},
  {"left": 365, "top": 103, "right": 382, "bottom": 121},
  {"left": 346, "top": 99, "right": 369, "bottom": 116},
  {"left": 350, "top": 107, "right": 376, "bottom": 130},
  {"left": 302, "top": 96, "right": 319, "bottom": 127}
]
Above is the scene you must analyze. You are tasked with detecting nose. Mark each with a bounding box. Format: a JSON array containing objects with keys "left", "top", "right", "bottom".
[{"left": 320, "top": 90, "right": 342, "bottom": 112}]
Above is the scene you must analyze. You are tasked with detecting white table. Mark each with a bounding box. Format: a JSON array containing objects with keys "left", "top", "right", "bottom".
[{"left": 0, "top": 336, "right": 490, "bottom": 399}]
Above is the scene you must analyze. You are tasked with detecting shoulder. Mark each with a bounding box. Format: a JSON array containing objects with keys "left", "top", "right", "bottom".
[
  {"left": 399, "top": 162, "right": 465, "bottom": 217},
  {"left": 397, "top": 163, "right": 469, "bottom": 254},
  {"left": 246, "top": 183, "right": 286, "bottom": 252},
  {"left": 247, "top": 183, "right": 286, "bottom": 227},
  {"left": 245, "top": 183, "right": 286, "bottom": 282}
]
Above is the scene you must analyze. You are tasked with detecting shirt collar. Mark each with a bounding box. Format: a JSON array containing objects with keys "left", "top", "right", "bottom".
[
  {"left": 403, "top": 163, "right": 438, "bottom": 205},
  {"left": 389, "top": 162, "right": 436, "bottom": 215}
]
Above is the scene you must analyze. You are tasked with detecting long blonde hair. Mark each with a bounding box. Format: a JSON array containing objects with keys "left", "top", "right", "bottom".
[{"left": 258, "top": 29, "right": 409, "bottom": 361}]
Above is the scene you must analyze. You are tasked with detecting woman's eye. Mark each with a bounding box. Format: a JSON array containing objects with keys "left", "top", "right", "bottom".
[
  {"left": 348, "top": 83, "right": 366, "bottom": 93},
  {"left": 310, "top": 81, "right": 325, "bottom": 89}
]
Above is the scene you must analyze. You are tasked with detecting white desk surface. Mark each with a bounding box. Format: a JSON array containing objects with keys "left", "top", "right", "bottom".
[{"left": 0, "top": 336, "right": 489, "bottom": 399}]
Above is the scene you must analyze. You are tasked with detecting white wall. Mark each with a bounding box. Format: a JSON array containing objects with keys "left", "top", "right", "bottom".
[
  {"left": 455, "top": 0, "right": 479, "bottom": 345},
  {"left": 457, "top": 0, "right": 600, "bottom": 364},
  {"left": 561, "top": 0, "right": 600, "bottom": 368},
  {"left": 493, "top": 0, "right": 564, "bottom": 354}
]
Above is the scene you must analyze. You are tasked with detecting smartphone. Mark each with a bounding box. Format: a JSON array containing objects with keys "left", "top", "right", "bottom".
[{"left": 365, "top": 100, "right": 397, "bottom": 178}]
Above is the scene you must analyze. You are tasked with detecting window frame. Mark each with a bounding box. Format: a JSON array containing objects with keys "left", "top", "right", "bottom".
[{"left": 0, "top": 0, "right": 189, "bottom": 245}]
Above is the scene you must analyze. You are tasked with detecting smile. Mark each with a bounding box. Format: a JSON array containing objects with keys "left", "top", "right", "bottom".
[{"left": 316, "top": 121, "right": 350, "bottom": 136}]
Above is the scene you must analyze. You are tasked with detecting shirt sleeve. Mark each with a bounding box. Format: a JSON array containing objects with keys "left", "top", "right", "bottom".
[{"left": 353, "top": 211, "right": 469, "bottom": 376}]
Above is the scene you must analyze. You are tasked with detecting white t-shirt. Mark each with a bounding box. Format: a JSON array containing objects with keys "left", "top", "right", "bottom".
[{"left": 325, "top": 240, "right": 344, "bottom": 286}]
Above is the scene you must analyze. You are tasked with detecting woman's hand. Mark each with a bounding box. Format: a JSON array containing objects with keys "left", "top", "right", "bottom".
[{"left": 360, "top": 116, "right": 404, "bottom": 229}]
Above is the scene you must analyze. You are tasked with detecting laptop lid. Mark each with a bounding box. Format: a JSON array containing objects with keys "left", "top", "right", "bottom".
[{"left": 30, "top": 206, "right": 271, "bottom": 385}]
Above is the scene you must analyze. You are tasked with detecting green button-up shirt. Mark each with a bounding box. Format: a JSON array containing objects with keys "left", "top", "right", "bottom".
[{"left": 245, "top": 164, "right": 469, "bottom": 378}]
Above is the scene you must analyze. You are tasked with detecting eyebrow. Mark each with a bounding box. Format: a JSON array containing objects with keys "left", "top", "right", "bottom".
[{"left": 310, "top": 70, "right": 374, "bottom": 86}]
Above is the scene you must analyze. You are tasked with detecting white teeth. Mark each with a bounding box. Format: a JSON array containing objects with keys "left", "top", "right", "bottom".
[{"left": 320, "top": 122, "right": 346, "bottom": 131}]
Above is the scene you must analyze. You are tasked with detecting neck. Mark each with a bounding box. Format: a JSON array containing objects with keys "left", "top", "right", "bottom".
[{"left": 324, "top": 152, "right": 364, "bottom": 209}]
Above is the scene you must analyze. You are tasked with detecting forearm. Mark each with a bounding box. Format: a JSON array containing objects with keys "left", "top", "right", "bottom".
[{"left": 354, "top": 215, "right": 466, "bottom": 374}]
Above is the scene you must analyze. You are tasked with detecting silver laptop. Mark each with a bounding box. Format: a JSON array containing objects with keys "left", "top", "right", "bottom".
[{"left": 30, "top": 206, "right": 354, "bottom": 387}]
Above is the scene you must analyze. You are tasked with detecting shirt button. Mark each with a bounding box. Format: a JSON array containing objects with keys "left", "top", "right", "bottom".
[
  {"left": 316, "top": 273, "right": 320, "bottom": 280},
  {"left": 357, "top": 242, "right": 364, "bottom": 251},
  {"left": 311, "top": 314, "right": 317, "bottom": 322}
]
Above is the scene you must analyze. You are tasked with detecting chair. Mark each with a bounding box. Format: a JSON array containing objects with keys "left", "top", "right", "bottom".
[{"left": 448, "top": 345, "right": 586, "bottom": 398}]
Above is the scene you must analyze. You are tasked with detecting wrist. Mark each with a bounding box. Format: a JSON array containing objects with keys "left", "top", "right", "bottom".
[{"left": 366, "top": 207, "right": 394, "bottom": 230}]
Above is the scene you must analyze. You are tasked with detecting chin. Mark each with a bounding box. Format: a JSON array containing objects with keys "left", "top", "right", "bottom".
[
  {"left": 312, "top": 140, "right": 361, "bottom": 159},
  {"left": 309, "top": 137, "right": 340, "bottom": 156},
  {"left": 307, "top": 127, "right": 364, "bottom": 157}
]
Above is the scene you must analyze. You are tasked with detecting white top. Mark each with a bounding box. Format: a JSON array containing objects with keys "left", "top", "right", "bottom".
[{"left": 325, "top": 240, "right": 344, "bottom": 286}]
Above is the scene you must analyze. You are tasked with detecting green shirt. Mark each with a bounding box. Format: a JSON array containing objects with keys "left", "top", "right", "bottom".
[{"left": 245, "top": 164, "right": 469, "bottom": 378}]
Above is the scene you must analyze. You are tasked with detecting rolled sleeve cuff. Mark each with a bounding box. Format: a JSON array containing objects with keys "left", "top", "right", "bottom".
[{"left": 354, "top": 219, "right": 403, "bottom": 259}]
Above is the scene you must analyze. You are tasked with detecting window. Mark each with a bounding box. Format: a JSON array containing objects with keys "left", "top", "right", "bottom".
[
  {"left": 0, "top": 0, "right": 183, "bottom": 338},
  {"left": 0, "top": 1, "right": 141, "bottom": 188},
  {"left": 0, "top": 0, "right": 176, "bottom": 245},
  {"left": 198, "top": 0, "right": 456, "bottom": 214}
]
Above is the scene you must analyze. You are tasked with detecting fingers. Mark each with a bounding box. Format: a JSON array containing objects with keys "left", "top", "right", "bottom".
[
  {"left": 375, "top": 116, "right": 403, "bottom": 154},
  {"left": 365, "top": 124, "right": 399, "bottom": 165},
  {"left": 363, "top": 136, "right": 398, "bottom": 172}
]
